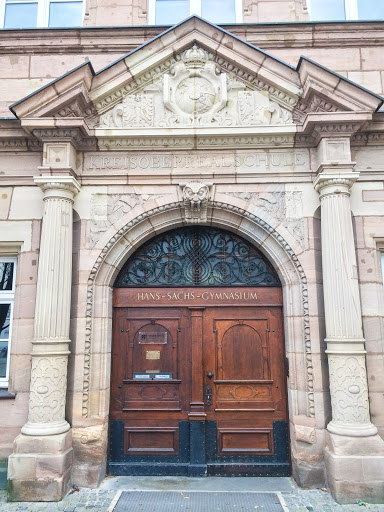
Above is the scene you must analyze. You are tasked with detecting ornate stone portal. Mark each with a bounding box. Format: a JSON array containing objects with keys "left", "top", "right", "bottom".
[{"left": 4, "top": 17, "right": 384, "bottom": 504}]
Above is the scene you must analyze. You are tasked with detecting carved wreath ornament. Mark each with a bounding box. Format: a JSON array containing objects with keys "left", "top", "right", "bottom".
[{"left": 99, "top": 44, "right": 293, "bottom": 128}]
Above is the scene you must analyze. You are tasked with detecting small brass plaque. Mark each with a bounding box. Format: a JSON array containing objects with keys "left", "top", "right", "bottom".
[{"left": 146, "top": 350, "right": 160, "bottom": 360}]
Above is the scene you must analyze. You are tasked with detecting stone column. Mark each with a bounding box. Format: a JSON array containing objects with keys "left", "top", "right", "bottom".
[
  {"left": 315, "top": 173, "right": 377, "bottom": 437},
  {"left": 8, "top": 175, "right": 80, "bottom": 502},
  {"left": 314, "top": 136, "right": 384, "bottom": 502}
]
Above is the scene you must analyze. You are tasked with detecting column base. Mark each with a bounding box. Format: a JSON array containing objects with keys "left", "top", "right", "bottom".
[
  {"left": 7, "top": 430, "right": 73, "bottom": 502},
  {"left": 325, "top": 431, "right": 384, "bottom": 504},
  {"left": 21, "top": 419, "right": 70, "bottom": 436},
  {"left": 327, "top": 419, "right": 378, "bottom": 437}
]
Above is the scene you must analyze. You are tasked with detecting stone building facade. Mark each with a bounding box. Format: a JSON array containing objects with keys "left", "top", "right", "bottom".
[{"left": 0, "top": 0, "right": 384, "bottom": 505}]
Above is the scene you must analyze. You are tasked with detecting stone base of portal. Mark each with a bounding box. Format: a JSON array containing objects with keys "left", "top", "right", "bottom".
[
  {"left": 7, "top": 430, "right": 73, "bottom": 502},
  {"left": 324, "top": 431, "right": 384, "bottom": 504}
]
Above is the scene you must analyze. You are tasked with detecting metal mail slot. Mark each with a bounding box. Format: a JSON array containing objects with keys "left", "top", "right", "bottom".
[{"left": 132, "top": 373, "right": 173, "bottom": 380}]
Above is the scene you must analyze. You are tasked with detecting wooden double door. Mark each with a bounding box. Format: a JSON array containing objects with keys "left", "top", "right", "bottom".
[{"left": 109, "top": 287, "right": 289, "bottom": 476}]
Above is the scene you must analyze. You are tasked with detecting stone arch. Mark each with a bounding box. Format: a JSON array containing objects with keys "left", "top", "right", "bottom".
[{"left": 81, "top": 199, "right": 314, "bottom": 426}]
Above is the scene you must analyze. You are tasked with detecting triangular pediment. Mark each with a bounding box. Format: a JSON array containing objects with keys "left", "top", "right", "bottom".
[{"left": 7, "top": 16, "right": 383, "bottom": 146}]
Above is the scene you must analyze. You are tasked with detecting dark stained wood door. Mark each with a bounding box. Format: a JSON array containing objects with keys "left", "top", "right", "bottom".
[
  {"left": 202, "top": 307, "right": 289, "bottom": 475},
  {"left": 109, "top": 288, "right": 289, "bottom": 476}
]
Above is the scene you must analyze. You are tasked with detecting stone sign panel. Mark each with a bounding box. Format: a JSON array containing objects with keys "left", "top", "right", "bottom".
[{"left": 83, "top": 149, "right": 310, "bottom": 174}]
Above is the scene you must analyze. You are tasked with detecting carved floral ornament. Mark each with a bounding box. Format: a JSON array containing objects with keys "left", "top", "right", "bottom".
[{"left": 98, "top": 45, "right": 293, "bottom": 129}]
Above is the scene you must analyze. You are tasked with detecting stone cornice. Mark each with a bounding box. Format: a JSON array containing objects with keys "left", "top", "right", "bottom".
[
  {"left": 0, "top": 22, "right": 384, "bottom": 55},
  {"left": 299, "top": 112, "right": 372, "bottom": 144},
  {"left": 20, "top": 120, "right": 97, "bottom": 150}
]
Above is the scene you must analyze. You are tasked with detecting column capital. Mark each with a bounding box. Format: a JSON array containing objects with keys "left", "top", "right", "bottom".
[
  {"left": 34, "top": 175, "right": 81, "bottom": 200},
  {"left": 313, "top": 172, "right": 359, "bottom": 196}
]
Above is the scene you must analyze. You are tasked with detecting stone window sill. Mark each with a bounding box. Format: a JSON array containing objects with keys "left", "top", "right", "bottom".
[{"left": 0, "top": 389, "right": 16, "bottom": 399}]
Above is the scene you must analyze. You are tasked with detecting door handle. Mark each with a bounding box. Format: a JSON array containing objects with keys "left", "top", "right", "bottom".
[{"left": 206, "top": 371, "right": 214, "bottom": 379}]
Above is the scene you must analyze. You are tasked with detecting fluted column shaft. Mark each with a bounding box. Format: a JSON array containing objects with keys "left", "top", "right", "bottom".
[
  {"left": 22, "top": 176, "right": 80, "bottom": 436},
  {"left": 315, "top": 173, "right": 377, "bottom": 437}
]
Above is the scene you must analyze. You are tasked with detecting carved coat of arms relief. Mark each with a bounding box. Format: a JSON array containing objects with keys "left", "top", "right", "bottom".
[{"left": 99, "top": 44, "right": 293, "bottom": 129}]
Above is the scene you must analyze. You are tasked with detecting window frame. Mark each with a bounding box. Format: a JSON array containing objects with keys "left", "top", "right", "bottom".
[
  {"left": 308, "top": 0, "right": 381, "bottom": 21},
  {"left": 381, "top": 251, "right": 384, "bottom": 285},
  {"left": 148, "top": 0, "right": 243, "bottom": 25},
  {"left": 0, "top": 0, "right": 85, "bottom": 29},
  {"left": 0, "top": 256, "right": 16, "bottom": 388}
]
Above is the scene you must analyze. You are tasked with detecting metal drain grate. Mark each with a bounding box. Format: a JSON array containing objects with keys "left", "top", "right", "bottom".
[{"left": 110, "top": 491, "right": 285, "bottom": 512}]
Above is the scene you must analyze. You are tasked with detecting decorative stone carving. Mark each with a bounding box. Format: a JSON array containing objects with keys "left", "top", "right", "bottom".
[
  {"left": 293, "top": 95, "right": 342, "bottom": 124},
  {"left": 98, "top": 44, "right": 293, "bottom": 129},
  {"left": 295, "top": 425, "right": 317, "bottom": 444},
  {"left": 54, "top": 100, "right": 98, "bottom": 127},
  {"left": 328, "top": 355, "right": 371, "bottom": 426},
  {"left": 97, "top": 134, "right": 295, "bottom": 150},
  {"left": 27, "top": 357, "right": 68, "bottom": 425},
  {"left": 225, "top": 190, "right": 305, "bottom": 247},
  {"left": 32, "top": 128, "right": 97, "bottom": 150},
  {"left": 182, "top": 181, "right": 212, "bottom": 224},
  {"left": 89, "top": 193, "right": 170, "bottom": 247},
  {"left": 82, "top": 199, "right": 314, "bottom": 419},
  {"left": 100, "top": 94, "right": 154, "bottom": 128}
]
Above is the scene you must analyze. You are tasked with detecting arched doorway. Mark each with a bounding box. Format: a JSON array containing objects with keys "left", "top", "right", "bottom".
[{"left": 109, "top": 226, "right": 289, "bottom": 476}]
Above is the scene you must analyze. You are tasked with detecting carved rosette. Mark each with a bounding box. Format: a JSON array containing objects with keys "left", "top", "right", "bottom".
[{"left": 21, "top": 177, "right": 80, "bottom": 436}]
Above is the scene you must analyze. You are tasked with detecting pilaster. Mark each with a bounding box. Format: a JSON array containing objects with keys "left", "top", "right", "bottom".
[
  {"left": 8, "top": 143, "right": 80, "bottom": 502},
  {"left": 313, "top": 133, "right": 384, "bottom": 503}
]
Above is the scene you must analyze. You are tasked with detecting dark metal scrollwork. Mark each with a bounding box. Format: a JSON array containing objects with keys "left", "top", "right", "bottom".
[
  {"left": 115, "top": 227, "right": 281, "bottom": 287},
  {"left": 205, "top": 385, "right": 212, "bottom": 406}
]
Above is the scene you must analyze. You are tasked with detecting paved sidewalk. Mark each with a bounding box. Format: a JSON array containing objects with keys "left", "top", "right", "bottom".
[{"left": 0, "top": 477, "right": 384, "bottom": 511}]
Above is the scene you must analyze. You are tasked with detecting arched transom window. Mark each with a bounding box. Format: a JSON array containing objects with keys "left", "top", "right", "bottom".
[{"left": 115, "top": 227, "right": 281, "bottom": 287}]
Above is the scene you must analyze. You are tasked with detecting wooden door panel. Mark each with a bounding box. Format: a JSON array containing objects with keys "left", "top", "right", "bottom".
[
  {"left": 214, "top": 381, "right": 274, "bottom": 411},
  {"left": 203, "top": 307, "right": 287, "bottom": 459},
  {"left": 122, "top": 381, "right": 181, "bottom": 411},
  {"left": 217, "top": 321, "right": 267, "bottom": 381},
  {"left": 217, "top": 428, "right": 273, "bottom": 455},
  {"left": 124, "top": 426, "right": 179, "bottom": 455}
]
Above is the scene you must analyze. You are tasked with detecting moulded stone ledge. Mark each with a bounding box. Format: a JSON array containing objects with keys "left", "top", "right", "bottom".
[
  {"left": 12, "top": 431, "right": 72, "bottom": 455},
  {"left": 326, "top": 432, "right": 384, "bottom": 456}
]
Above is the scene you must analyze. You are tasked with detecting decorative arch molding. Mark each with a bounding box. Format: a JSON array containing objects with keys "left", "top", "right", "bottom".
[{"left": 81, "top": 199, "right": 314, "bottom": 420}]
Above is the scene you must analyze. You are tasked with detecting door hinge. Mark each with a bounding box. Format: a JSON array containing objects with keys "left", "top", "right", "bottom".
[{"left": 285, "top": 356, "right": 290, "bottom": 378}]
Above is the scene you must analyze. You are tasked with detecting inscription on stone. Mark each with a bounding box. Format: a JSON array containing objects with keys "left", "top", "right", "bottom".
[{"left": 84, "top": 150, "right": 309, "bottom": 173}]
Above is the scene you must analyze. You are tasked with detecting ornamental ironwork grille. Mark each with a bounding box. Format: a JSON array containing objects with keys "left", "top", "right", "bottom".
[{"left": 115, "top": 227, "right": 281, "bottom": 287}]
